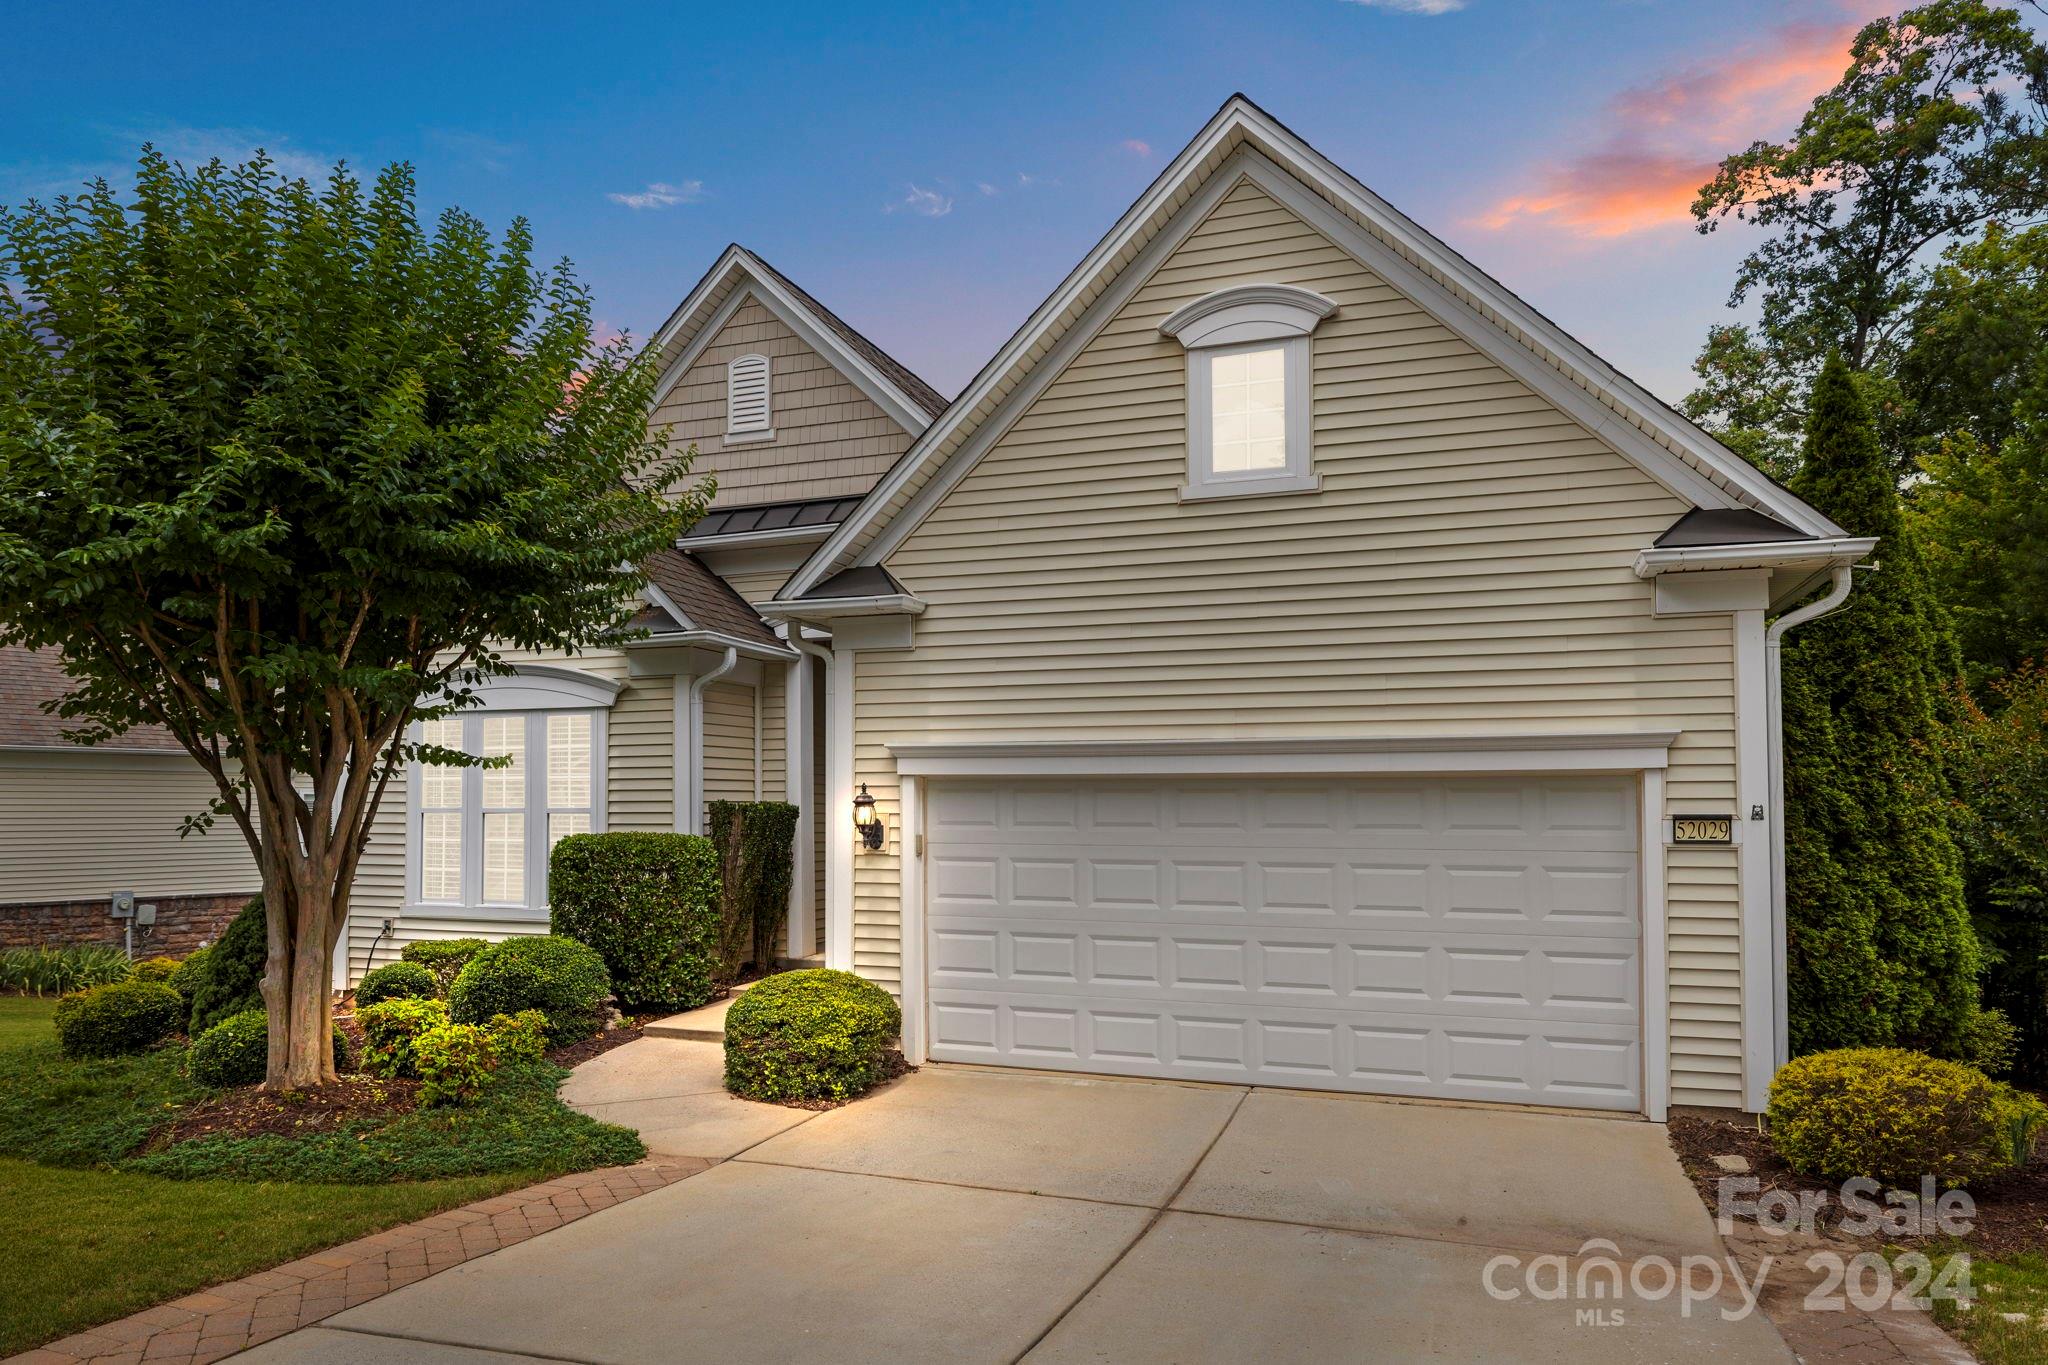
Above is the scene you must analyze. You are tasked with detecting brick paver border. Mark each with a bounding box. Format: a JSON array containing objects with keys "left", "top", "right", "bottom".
[{"left": 6, "top": 1159, "right": 709, "bottom": 1365}]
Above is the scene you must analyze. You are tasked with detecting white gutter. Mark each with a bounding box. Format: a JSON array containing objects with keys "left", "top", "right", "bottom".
[
  {"left": 676, "top": 523, "right": 839, "bottom": 553},
  {"left": 625, "top": 629, "right": 797, "bottom": 662},
  {"left": 755, "top": 594, "right": 928, "bottom": 620},
  {"left": 1763, "top": 564, "right": 1858, "bottom": 1075},
  {"left": 684, "top": 647, "right": 739, "bottom": 836}
]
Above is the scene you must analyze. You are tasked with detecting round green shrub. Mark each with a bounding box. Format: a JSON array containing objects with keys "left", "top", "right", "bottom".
[
  {"left": 548, "top": 832, "right": 720, "bottom": 1010},
  {"left": 1769, "top": 1047, "right": 2048, "bottom": 1187},
  {"left": 356, "top": 960, "right": 438, "bottom": 1008},
  {"left": 723, "top": 969, "right": 901, "bottom": 1103},
  {"left": 188, "top": 897, "right": 268, "bottom": 1035},
  {"left": 487, "top": 1009, "right": 550, "bottom": 1065},
  {"left": 401, "top": 938, "right": 490, "bottom": 993},
  {"left": 415, "top": 1022, "right": 498, "bottom": 1107},
  {"left": 449, "top": 935, "right": 610, "bottom": 1044},
  {"left": 169, "top": 945, "right": 213, "bottom": 1005},
  {"left": 357, "top": 997, "right": 450, "bottom": 1079},
  {"left": 131, "top": 956, "right": 182, "bottom": 985},
  {"left": 53, "top": 979, "right": 185, "bottom": 1058},
  {"left": 189, "top": 1009, "right": 348, "bottom": 1087}
]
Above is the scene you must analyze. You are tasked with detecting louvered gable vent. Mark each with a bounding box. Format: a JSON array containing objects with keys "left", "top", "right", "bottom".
[{"left": 726, "top": 353, "right": 772, "bottom": 436}]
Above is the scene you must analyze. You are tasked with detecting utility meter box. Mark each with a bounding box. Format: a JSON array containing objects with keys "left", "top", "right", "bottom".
[
  {"left": 135, "top": 903, "right": 157, "bottom": 928},
  {"left": 110, "top": 890, "right": 136, "bottom": 920}
]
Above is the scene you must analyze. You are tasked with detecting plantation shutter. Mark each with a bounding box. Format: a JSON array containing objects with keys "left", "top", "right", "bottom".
[{"left": 726, "top": 353, "right": 771, "bottom": 435}]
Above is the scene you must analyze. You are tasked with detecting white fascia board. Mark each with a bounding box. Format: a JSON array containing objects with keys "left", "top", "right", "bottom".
[
  {"left": 1632, "top": 538, "right": 1877, "bottom": 578},
  {"left": 622, "top": 630, "right": 796, "bottom": 662},
  {"left": 755, "top": 594, "right": 927, "bottom": 621},
  {"left": 889, "top": 731, "right": 1679, "bottom": 778},
  {"left": 646, "top": 253, "right": 935, "bottom": 436},
  {"left": 638, "top": 576, "right": 697, "bottom": 633},
  {"left": 781, "top": 100, "right": 1844, "bottom": 600},
  {"left": 675, "top": 522, "right": 839, "bottom": 553}
]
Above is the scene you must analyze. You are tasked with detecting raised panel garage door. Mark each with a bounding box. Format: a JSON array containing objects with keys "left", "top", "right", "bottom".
[{"left": 924, "top": 775, "right": 1643, "bottom": 1111}]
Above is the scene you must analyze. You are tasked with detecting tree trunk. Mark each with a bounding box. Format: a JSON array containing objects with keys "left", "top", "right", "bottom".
[{"left": 258, "top": 865, "right": 342, "bottom": 1090}]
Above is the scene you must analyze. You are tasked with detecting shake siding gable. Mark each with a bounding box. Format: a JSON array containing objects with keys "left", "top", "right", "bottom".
[
  {"left": 652, "top": 297, "right": 917, "bottom": 509},
  {"left": 852, "top": 177, "right": 1746, "bottom": 1108}
]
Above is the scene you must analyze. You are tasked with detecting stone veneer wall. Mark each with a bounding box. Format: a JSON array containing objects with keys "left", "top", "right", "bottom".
[{"left": 0, "top": 890, "right": 251, "bottom": 958}]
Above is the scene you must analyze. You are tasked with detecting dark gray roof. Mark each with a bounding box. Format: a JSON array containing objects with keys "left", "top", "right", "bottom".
[
  {"left": 1653, "top": 507, "right": 1812, "bottom": 548},
  {"left": 745, "top": 251, "right": 952, "bottom": 420},
  {"left": 803, "top": 565, "right": 911, "bottom": 600},
  {"left": 0, "top": 645, "right": 184, "bottom": 752},
  {"left": 640, "top": 549, "right": 784, "bottom": 649},
  {"left": 684, "top": 495, "right": 864, "bottom": 540}
]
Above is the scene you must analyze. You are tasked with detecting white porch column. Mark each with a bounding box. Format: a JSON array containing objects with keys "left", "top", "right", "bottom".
[
  {"left": 783, "top": 651, "right": 815, "bottom": 960},
  {"left": 1734, "top": 606, "right": 1774, "bottom": 1112},
  {"left": 825, "top": 645, "right": 856, "bottom": 971}
]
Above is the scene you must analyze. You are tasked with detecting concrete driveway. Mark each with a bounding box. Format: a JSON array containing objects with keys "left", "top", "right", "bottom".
[{"left": 236, "top": 1051, "right": 1791, "bottom": 1363}]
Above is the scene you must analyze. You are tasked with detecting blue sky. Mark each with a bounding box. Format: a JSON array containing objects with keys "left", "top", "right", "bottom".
[{"left": 4, "top": 0, "right": 1909, "bottom": 402}]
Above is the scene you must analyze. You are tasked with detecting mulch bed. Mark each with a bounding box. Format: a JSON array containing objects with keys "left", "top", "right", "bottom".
[
  {"left": 1670, "top": 1113, "right": 2048, "bottom": 1258},
  {"left": 144, "top": 1074, "right": 422, "bottom": 1150},
  {"left": 546, "top": 1018, "right": 646, "bottom": 1069}
]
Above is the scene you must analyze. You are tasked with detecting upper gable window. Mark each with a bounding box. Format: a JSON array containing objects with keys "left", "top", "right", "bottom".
[
  {"left": 726, "top": 352, "right": 773, "bottom": 441},
  {"left": 1160, "top": 284, "right": 1336, "bottom": 501}
]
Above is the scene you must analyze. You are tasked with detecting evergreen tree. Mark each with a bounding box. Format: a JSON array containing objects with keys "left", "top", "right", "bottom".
[{"left": 1783, "top": 356, "right": 1981, "bottom": 1056}]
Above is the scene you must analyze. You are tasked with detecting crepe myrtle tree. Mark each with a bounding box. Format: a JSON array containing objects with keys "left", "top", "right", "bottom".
[{"left": 0, "top": 149, "right": 705, "bottom": 1088}]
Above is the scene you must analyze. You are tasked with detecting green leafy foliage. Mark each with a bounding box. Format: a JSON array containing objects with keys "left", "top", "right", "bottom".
[
  {"left": 1769, "top": 1047, "right": 2046, "bottom": 1186},
  {"left": 357, "top": 998, "right": 449, "bottom": 1080},
  {"left": 486, "top": 1010, "right": 549, "bottom": 1065},
  {"left": 450, "top": 936, "right": 610, "bottom": 1044},
  {"left": 52, "top": 982, "right": 183, "bottom": 1060},
  {"left": 1783, "top": 358, "right": 1981, "bottom": 1056},
  {"left": 549, "top": 832, "right": 720, "bottom": 1009},
  {"left": 705, "top": 801, "right": 800, "bottom": 977},
  {"left": 168, "top": 947, "right": 211, "bottom": 1006},
  {"left": 185, "top": 898, "right": 266, "bottom": 1036},
  {"left": 188, "top": 1010, "right": 346, "bottom": 1088},
  {"left": 0, "top": 946, "right": 133, "bottom": 997},
  {"left": 0, "top": 1042, "right": 205, "bottom": 1168},
  {"left": 400, "top": 939, "right": 490, "bottom": 994},
  {"left": 130, "top": 958, "right": 181, "bottom": 986},
  {"left": 355, "top": 961, "right": 438, "bottom": 1008},
  {"left": 414, "top": 1023, "right": 497, "bottom": 1108},
  {"left": 724, "top": 969, "right": 901, "bottom": 1104}
]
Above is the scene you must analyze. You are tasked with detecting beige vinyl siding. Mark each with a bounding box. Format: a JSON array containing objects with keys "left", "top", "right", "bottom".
[
  {"left": 0, "top": 751, "right": 260, "bottom": 903},
  {"left": 700, "top": 682, "right": 759, "bottom": 818},
  {"left": 652, "top": 298, "right": 915, "bottom": 508},
  {"left": 849, "top": 177, "right": 1745, "bottom": 1108}
]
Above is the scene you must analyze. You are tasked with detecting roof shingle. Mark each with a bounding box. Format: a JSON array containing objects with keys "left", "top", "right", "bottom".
[{"left": 0, "top": 646, "right": 184, "bottom": 752}]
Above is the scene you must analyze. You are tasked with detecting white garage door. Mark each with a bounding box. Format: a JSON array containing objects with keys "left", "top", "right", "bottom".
[{"left": 924, "top": 775, "right": 1643, "bottom": 1111}]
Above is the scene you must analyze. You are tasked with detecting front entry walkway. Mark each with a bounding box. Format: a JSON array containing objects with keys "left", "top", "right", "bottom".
[{"left": 234, "top": 1052, "right": 1793, "bottom": 1363}]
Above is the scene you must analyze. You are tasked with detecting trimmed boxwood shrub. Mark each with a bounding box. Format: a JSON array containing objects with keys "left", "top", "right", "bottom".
[
  {"left": 189, "top": 1009, "right": 348, "bottom": 1087},
  {"left": 1769, "top": 1047, "right": 2048, "bottom": 1187},
  {"left": 356, "top": 960, "right": 438, "bottom": 1008},
  {"left": 187, "top": 897, "right": 268, "bottom": 1035},
  {"left": 169, "top": 945, "right": 213, "bottom": 1005},
  {"left": 401, "top": 938, "right": 490, "bottom": 993},
  {"left": 549, "top": 833, "right": 718, "bottom": 1010},
  {"left": 706, "top": 801, "right": 799, "bottom": 977},
  {"left": 359, "top": 997, "right": 450, "bottom": 1079},
  {"left": 724, "top": 969, "right": 901, "bottom": 1103},
  {"left": 131, "top": 956, "right": 182, "bottom": 985},
  {"left": 450, "top": 935, "right": 610, "bottom": 1044},
  {"left": 53, "top": 980, "right": 185, "bottom": 1058}
]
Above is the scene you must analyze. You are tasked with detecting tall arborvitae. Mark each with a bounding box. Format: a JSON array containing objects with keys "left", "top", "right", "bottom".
[{"left": 1782, "top": 354, "right": 1981, "bottom": 1056}]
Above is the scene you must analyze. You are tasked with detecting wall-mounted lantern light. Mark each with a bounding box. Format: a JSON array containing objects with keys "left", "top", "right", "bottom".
[{"left": 853, "top": 783, "right": 884, "bottom": 851}]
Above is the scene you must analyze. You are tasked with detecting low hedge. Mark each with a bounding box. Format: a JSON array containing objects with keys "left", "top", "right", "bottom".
[
  {"left": 131, "top": 956, "right": 182, "bottom": 985},
  {"left": 1769, "top": 1047, "right": 2048, "bottom": 1187},
  {"left": 187, "top": 897, "right": 267, "bottom": 1035},
  {"left": 549, "top": 832, "right": 720, "bottom": 1010},
  {"left": 723, "top": 969, "right": 901, "bottom": 1103},
  {"left": 53, "top": 980, "right": 185, "bottom": 1059},
  {"left": 356, "top": 960, "right": 438, "bottom": 1008},
  {"left": 189, "top": 1010, "right": 348, "bottom": 1087},
  {"left": 449, "top": 935, "right": 610, "bottom": 1044},
  {"left": 358, "top": 998, "right": 450, "bottom": 1079},
  {"left": 401, "top": 938, "right": 490, "bottom": 993}
]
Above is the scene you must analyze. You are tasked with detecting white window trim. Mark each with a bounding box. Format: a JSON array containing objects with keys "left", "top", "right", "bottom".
[
  {"left": 726, "top": 352, "right": 774, "bottom": 442},
  {"left": 1161, "top": 283, "right": 1335, "bottom": 502},
  {"left": 404, "top": 693, "right": 611, "bottom": 924}
]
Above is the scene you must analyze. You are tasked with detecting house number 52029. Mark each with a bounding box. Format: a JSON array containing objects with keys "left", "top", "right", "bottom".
[{"left": 1671, "top": 815, "right": 1734, "bottom": 845}]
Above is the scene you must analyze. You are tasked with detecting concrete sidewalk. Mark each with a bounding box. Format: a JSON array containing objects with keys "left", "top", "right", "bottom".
[{"left": 234, "top": 1046, "right": 1793, "bottom": 1363}]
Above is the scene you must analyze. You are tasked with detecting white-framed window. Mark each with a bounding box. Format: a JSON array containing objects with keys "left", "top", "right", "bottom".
[
  {"left": 405, "top": 665, "right": 619, "bottom": 921},
  {"left": 725, "top": 352, "right": 773, "bottom": 441},
  {"left": 1159, "top": 283, "right": 1337, "bottom": 501}
]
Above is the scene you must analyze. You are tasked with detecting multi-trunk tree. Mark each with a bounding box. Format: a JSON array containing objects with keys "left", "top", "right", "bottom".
[{"left": 0, "top": 150, "right": 703, "bottom": 1088}]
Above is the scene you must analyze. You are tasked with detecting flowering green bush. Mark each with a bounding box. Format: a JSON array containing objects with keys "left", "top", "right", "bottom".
[
  {"left": 355, "top": 960, "right": 438, "bottom": 1008},
  {"left": 487, "top": 1009, "right": 550, "bottom": 1064},
  {"left": 723, "top": 969, "right": 900, "bottom": 1104},
  {"left": 1770, "top": 1047, "right": 2048, "bottom": 1187},
  {"left": 53, "top": 980, "right": 184, "bottom": 1058},
  {"left": 414, "top": 1022, "right": 498, "bottom": 1107},
  {"left": 358, "top": 997, "right": 450, "bottom": 1079}
]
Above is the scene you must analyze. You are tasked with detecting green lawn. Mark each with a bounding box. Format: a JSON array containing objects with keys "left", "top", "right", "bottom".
[
  {"left": 0, "top": 994, "right": 634, "bottom": 1354},
  {"left": 1932, "top": 1249, "right": 2048, "bottom": 1365}
]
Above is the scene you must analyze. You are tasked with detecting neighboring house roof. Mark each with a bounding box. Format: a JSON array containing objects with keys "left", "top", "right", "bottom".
[
  {"left": 1653, "top": 508, "right": 1811, "bottom": 548},
  {"left": 778, "top": 94, "right": 1849, "bottom": 602},
  {"left": 638, "top": 548, "right": 787, "bottom": 651},
  {"left": 646, "top": 244, "right": 949, "bottom": 436},
  {"left": 0, "top": 645, "right": 183, "bottom": 752},
  {"left": 682, "top": 495, "right": 864, "bottom": 541}
]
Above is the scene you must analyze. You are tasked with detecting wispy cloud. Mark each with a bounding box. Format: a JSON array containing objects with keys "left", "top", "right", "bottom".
[
  {"left": 607, "top": 179, "right": 705, "bottom": 210},
  {"left": 887, "top": 183, "right": 954, "bottom": 217},
  {"left": 1118, "top": 138, "right": 1153, "bottom": 157},
  {"left": 1472, "top": 17, "right": 1857, "bottom": 237},
  {"left": 427, "top": 129, "right": 518, "bottom": 174},
  {"left": 1017, "top": 171, "right": 1055, "bottom": 188},
  {"left": 976, "top": 181, "right": 999, "bottom": 197},
  {"left": 1341, "top": 0, "right": 1467, "bottom": 14},
  {"left": 133, "top": 124, "right": 342, "bottom": 183}
]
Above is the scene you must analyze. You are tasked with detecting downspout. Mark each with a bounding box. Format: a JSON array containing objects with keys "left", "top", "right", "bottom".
[
  {"left": 753, "top": 682, "right": 763, "bottom": 801},
  {"left": 686, "top": 647, "right": 740, "bottom": 836},
  {"left": 1764, "top": 565, "right": 1856, "bottom": 1074}
]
